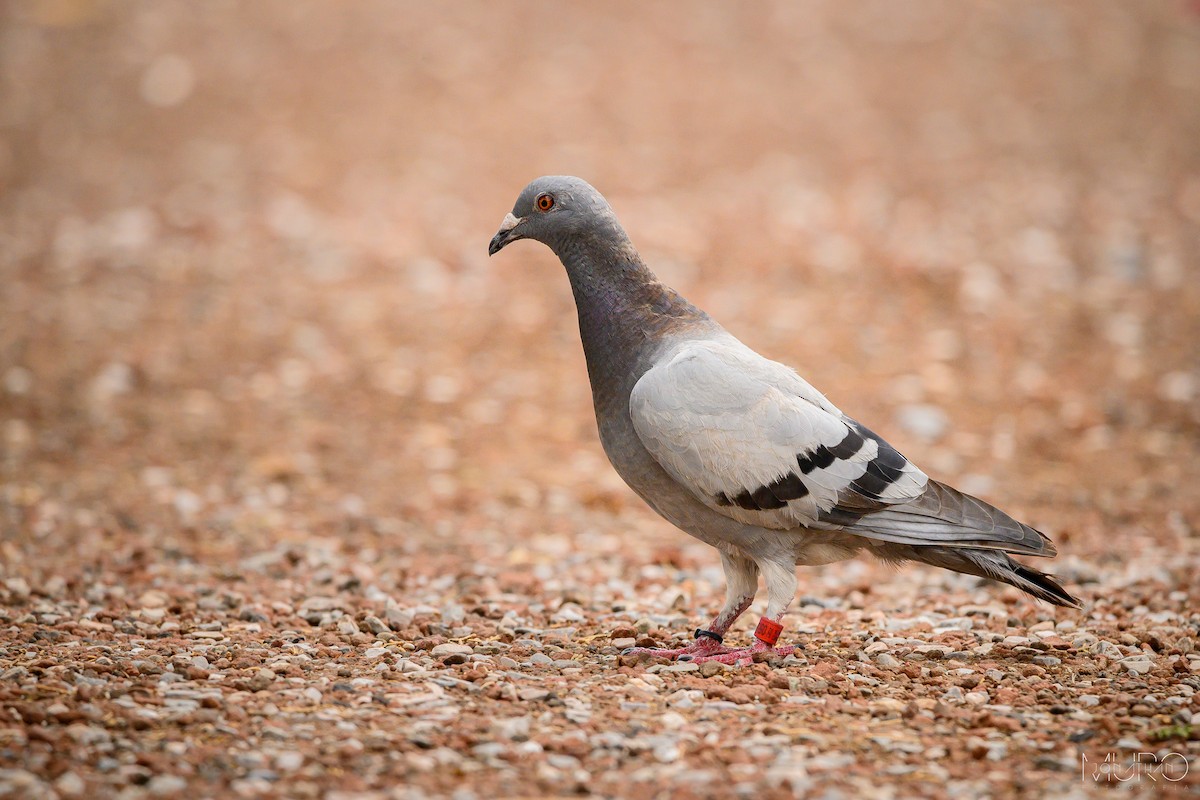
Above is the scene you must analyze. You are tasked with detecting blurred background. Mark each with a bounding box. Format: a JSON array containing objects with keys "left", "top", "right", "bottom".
[
  {"left": 4, "top": 6, "right": 1200, "bottom": 796},
  {"left": 1, "top": 0, "right": 1198, "bottom": 597}
]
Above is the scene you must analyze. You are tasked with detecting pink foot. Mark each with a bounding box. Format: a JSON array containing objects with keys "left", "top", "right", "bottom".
[
  {"left": 621, "top": 637, "right": 729, "bottom": 661},
  {"left": 686, "top": 641, "right": 795, "bottom": 665}
]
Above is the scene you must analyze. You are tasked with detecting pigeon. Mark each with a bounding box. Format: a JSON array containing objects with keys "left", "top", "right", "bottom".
[{"left": 489, "top": 176, "right": 1079, "bottom": 665}]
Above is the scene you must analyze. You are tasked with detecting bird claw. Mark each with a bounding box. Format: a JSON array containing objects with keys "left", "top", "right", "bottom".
[
  {"left": 687, "top": 643, "right": 796, "bottom": 666},
  {"left": 619, "top": 640, "right": 729, "bottom": 662},
  {"left": 618, "top": 631, "right": 797, "bottom": 666}
]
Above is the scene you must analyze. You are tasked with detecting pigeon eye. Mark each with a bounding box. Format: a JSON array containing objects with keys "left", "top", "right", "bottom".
[{"left": 536, "top": 194, "right": 555, "bottom": 212}]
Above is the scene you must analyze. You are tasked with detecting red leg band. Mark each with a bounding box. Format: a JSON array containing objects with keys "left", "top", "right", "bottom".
[{"left": 753, "top": 617, "right": 783, "bottom": 646}]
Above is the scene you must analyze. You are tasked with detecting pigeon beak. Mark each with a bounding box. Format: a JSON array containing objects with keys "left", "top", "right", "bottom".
[{"left": 488, "top": 213, "right": 524, "bottom": 256}]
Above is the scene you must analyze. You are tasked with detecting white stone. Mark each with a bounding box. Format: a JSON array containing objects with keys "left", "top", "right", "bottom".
[{"left": 430, "top": 643, "right": 473, "bottom": 657}]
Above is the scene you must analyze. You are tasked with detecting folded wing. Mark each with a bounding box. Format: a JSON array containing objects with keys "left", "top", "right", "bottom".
[{"left": 630, "top": 339, "right": 1054, "bottom": 557}]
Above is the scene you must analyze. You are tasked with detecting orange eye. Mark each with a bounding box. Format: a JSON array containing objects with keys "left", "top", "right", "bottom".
[{"left": 536, "top": 194, "right": 554, "bottom": 212}]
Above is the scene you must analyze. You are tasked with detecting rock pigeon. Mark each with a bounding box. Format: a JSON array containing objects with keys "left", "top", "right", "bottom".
[{"left": 489, "top": 176, "right": 1079, "bottom": 665}]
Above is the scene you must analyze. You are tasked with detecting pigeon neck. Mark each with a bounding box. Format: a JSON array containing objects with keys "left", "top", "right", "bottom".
[{"left": 557, "top": 239, "right": 706, "bottom": 409}]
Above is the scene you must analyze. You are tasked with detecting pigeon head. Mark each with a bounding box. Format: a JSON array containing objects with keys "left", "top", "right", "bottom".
[{"left": 488, "top": 176, "right": 627, "bottom": 258}]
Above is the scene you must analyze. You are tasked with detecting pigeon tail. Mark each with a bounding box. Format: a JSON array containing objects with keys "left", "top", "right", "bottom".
[
  {"left": 843, "top": 479, "right": 1056, "bottom": 558},
  {"left": 893, "top": 545, "right": 1080, "bottom": 608}
]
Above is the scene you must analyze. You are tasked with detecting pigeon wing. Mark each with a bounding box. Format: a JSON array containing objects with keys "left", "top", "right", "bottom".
[
  {"left": 629, "top": 339, "right": 928, "bottom": 531},
  {"left": 630, "top": 339, "right": 1055, "bottom": 557}
]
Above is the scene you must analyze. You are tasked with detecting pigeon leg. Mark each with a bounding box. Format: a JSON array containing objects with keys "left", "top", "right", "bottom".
[
  {"left": 687, "top": 559, "right": 798, "bottom": 665},
  {"left": 622, "top": 550, "right": 758, "bottom": 660}
]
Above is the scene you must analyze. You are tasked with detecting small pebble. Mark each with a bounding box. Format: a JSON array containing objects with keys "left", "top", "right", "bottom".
[{"left": 430, "top": 643, "right": 473, "bottom": 658}]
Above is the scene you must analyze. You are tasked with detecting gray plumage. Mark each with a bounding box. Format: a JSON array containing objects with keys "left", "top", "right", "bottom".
[{"left": 489, "top": 176, "right": 1078, "bottom": 628}]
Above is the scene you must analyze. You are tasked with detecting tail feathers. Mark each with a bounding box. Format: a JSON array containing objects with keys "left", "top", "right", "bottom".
[
  {"left": 1007, "top": 561, "right": 1079, "bottom": 608},
  {"left": 845, "top": 479, "right": 1057, "bottom": 558},
  {"left": 899, "top": 545, "right": 1081, "bottom": 608}
]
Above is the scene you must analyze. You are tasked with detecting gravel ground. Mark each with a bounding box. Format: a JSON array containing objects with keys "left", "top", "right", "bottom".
[{"left": 2, "top": 2, "right": 1199, "bottom": 798}]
